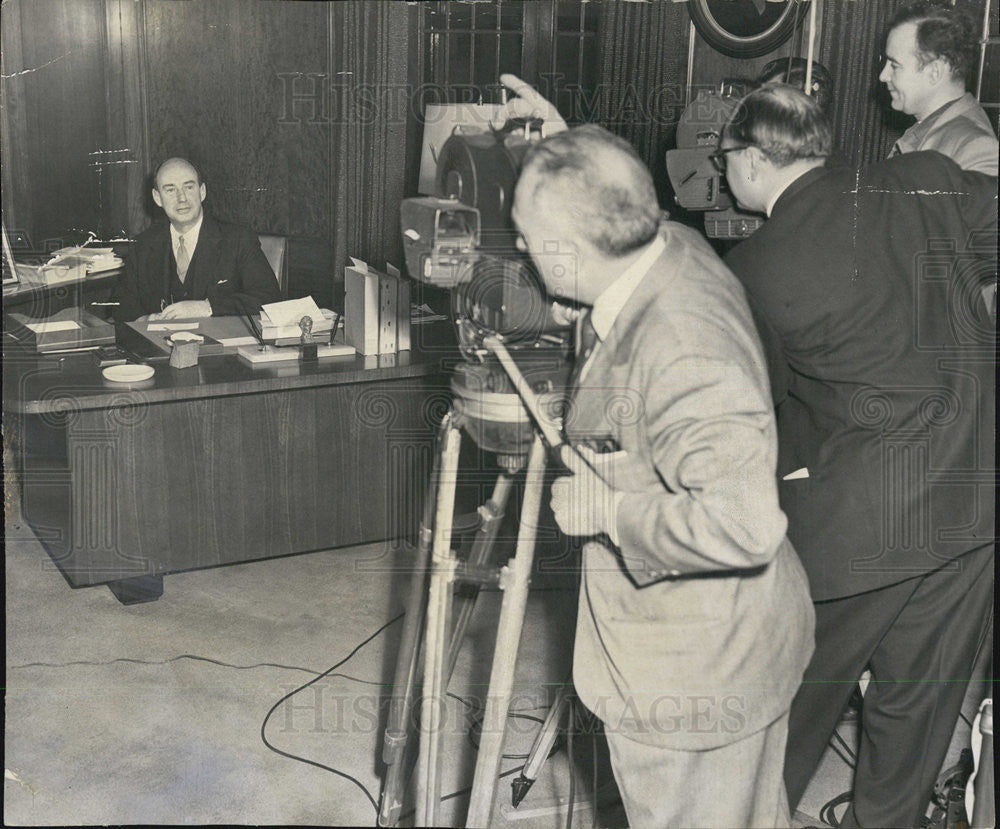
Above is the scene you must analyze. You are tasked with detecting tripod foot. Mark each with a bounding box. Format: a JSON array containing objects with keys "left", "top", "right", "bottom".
[{"left": 511, "top": 774, "right": 534, "bottom": 808}]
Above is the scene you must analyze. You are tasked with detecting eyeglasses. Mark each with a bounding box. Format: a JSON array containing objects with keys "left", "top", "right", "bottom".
[{"left": 709, "top": 145, "right": 751, "bottom": 173}]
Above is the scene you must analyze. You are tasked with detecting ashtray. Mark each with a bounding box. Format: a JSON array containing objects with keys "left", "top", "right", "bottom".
[{"left": 102, "top": 364, "right": 155, "bottom": 383}]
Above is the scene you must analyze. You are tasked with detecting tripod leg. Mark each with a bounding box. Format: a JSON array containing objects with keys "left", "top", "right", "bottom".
[
  {"left": 510, "top": 683, "right": 572, "bottom": 807},
  {"left": 415, "top": 420, "right": 463, "bottom": 827},
  {"left": 970, "top": 700, "right": 993, "bottom": 828},
  {"left": 467, "top": 434, "right": 547, "bottom": 827},
  {"left": 377, "top": 416, "right": 449, "bottom": 827},
  {"left": 446, "top": 473, "right": 516, "bottom": 681}
]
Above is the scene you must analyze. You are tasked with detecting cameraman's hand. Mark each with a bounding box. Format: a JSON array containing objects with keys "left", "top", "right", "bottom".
[
  {"left": 495, "top": 73, "right": 568, "bottom": 135},
  {"left": 550, "top": 445, "right": 622, "bottom": 539}
]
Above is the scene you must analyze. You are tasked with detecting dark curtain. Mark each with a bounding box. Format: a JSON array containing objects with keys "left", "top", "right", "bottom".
[
  {"left": 594, "top": 0, "right": 690, "bottom": 197},
  {"left": 330, "top": 0, "right": 410, "bottom": 276},
  {"left": 819, "top": 0, "right": 907, "bottom": 165}
]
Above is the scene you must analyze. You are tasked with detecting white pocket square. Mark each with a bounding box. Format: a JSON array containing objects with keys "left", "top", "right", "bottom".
[
  {"left": 216, "top": 279, "right": 229, "bottom": 285},
  {"left": 782, "top": 467, "right": 809, "bottom": 480}
]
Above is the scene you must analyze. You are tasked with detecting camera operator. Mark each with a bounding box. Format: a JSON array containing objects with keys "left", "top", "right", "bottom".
[
  {"left": 719, "top": 84, "right": 995, "bottom": 828},
  {"left": 505, "top": 76, "right": 815, "bottom": 828}
]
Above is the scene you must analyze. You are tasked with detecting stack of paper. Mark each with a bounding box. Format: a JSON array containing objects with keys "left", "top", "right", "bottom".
[
  {"left": 259, "top": 297, "right": 337, "bottom": 344},
  {"left": 48, "top": 246, "right": 123, "bottom": 273}
]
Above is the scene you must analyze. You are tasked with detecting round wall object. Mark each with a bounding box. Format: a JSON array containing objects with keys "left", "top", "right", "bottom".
[{"left": 688, "top": 0, "right": 809, "bottom": 59}]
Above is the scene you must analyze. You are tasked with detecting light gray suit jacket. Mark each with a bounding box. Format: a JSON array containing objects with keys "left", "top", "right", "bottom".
[
  {"left": 891, "top": 92, "right": 999, "bottom": 175},
  {"left": 564, "top": 223, "right": 815, "bottom": 750}
]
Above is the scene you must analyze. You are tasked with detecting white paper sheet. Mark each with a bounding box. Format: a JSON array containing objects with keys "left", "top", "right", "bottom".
[
  {"left": 25, "top": 320, "right": 80, "bottom": 333},
  {"left": 260, "top": 296, "right": 324, "bottom": 327}
]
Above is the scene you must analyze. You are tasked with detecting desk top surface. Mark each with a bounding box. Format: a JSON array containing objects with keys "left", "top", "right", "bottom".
[
  {"left": 2, "top": 269, "right": 122, "bottom": 304},
  {"left": 3, "top": 321, "right": 457, "bottom": 414}
]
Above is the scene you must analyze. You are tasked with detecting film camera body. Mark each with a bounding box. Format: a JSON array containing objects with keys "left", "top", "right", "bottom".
[
  {"left": 665, "top": 83, "right": 766, "bottom": 240},
  {"left": 400, "top": 121, "right": 572, "bottom": 455}
]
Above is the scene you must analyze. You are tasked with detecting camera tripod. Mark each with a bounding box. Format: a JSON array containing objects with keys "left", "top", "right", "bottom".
[{"left": 377, "top": 338, "right": 586, "bottom": 828}]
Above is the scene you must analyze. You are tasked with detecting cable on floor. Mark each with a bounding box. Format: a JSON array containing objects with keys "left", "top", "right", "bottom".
[
  {"left": 257, "top": 610, "right": 568, "bottom": 821},
  {"left": 10, "top": 654, "right": 325, "bottom": 675},
  {"left": 259, "top": 611, "right": 405, "bottom": 814},
  {"left": 831, "top": 729, "right": 856, "bottom": 765},
  {"left": 819, "top": 790, "right": 852, "bottom": 827}
]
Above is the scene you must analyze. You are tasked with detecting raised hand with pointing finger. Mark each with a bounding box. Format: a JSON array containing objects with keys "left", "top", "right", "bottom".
[{"left": 493, "top": 73, "right": 568, "bottom": 134}]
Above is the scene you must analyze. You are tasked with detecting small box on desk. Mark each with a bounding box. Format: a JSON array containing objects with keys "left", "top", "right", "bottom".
[
  {"left": 7, "top": 307, "right": 115, "bottom": 352},
  {"left": 344, "top": 258, "right": 411, "bottom": 356}
]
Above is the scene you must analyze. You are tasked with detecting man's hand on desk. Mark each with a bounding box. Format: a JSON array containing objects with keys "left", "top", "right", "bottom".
[
  {"left": 148, "top": 300, "right": 212, "bottom": 320},
  {"left": 550, "top": 445, "right": 623, "bottom": 541}
]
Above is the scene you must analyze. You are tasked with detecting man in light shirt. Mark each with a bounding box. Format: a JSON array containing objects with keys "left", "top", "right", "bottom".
[
  {"left": 508, "top": 112, "right": 815, "bottom": 828},
  {"left": 880, "top": 0, "right": 998, "bottom": 175},
  {"left": 116, "top": 157, "right": 280, "bottom": 322}
]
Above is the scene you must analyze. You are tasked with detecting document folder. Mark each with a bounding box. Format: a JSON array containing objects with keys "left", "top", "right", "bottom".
[{"left": 7, "top": 307, "right": 115, "bottom": 352}]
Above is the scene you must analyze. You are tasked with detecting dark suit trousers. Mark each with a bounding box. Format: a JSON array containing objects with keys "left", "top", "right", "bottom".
[{"left": 785, "top": 543, "right": 993, "bottom": 828}]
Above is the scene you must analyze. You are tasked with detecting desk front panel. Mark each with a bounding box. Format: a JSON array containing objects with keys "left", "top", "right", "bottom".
[{"left": 17, "top": 375, "right": 446, "bottom": 586}]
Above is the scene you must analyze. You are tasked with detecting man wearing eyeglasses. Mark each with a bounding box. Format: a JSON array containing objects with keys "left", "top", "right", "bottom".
[{"left": 720, "top": 84, "right": 995, "bottom": 828}]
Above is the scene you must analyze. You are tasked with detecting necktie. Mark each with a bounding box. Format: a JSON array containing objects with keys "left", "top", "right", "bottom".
[
  {"left": 566, "top": 310, "right": 599, "bottom": 395},
  {"left": 176, "top": 235, "right": 190, "bottom": 283}
]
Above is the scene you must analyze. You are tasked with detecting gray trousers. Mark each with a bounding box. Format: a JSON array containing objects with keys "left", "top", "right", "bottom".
[{"left": 604, "top": 711, "right": 792, "bottom": 829}]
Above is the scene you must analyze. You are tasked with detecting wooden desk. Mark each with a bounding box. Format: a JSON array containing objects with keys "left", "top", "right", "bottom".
[
  {"left": 4, "top": 325, "right": 456, "bottom": 603},
  {"left": 2, "top": 269, "right": 122, "bottom": 320}
]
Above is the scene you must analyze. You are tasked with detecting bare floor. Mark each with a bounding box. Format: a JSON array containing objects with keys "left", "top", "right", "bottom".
[{"left": 6, "top": 474, "right": 873, "bottom": 828}]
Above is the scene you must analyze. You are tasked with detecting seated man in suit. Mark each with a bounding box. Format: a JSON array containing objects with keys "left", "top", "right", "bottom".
[
  {"left": 508, "top": 107, "right": 815, "bottom": 826},
  {"left": 719, "top": 85, "right": 995, "bottom": 828},
  {"left": 115, "top": 157, "right": 281, "bottom": 322}
]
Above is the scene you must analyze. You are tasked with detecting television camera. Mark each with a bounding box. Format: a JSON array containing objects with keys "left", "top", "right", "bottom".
[
  {"left": 379, "top": 114, "right": 581, "bottom": 828},
  {"left": 666, "top": 61, "right": 833, "bottom": 240},
  {"left": 399, "top": 119, "right": 573, "bottom": 456},
  {"left": 665, "top": 82, "right": 766, "bottom": 239}
]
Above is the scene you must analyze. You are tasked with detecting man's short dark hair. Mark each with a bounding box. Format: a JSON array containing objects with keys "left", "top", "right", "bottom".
[
  {"left": 887, "top": 0, "right": 979, "bottom": 80},
  {"left": 520, "top": 124, "right": 660, "bottom": 258},
  {"left": 724, "top": 85, "right": 833, "bottom": 168}
]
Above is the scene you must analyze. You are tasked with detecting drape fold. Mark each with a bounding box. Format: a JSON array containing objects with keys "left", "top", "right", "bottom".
[
  {"left": 330, "top": 1, "right": 410, "bottom": 276},
  {"left": 595, "top": 0, "right": 691, "bottom": 172}
]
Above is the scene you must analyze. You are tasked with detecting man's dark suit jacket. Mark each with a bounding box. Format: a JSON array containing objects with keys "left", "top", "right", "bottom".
[
  {"left": 115, "top": 215, "right": 281, "bottom": 322},
  {"left": 724, "top": 151, "right": 996, "bottom": 600}
]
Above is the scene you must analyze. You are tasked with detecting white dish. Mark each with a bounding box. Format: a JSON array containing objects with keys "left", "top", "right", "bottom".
[{"left": 102, "top": 364, "right": 154, "bottom": 383}]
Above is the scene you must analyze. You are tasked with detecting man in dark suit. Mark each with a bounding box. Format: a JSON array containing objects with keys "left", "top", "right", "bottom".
[
  {"left": 720, "top": 85, "right": 995, "bottom": 828},
  {"left": 115, "top": 157, "right": 281, "bottom": 323},
  {"left": 509, "top": 116, "right": 815, "bottom": 827}
]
